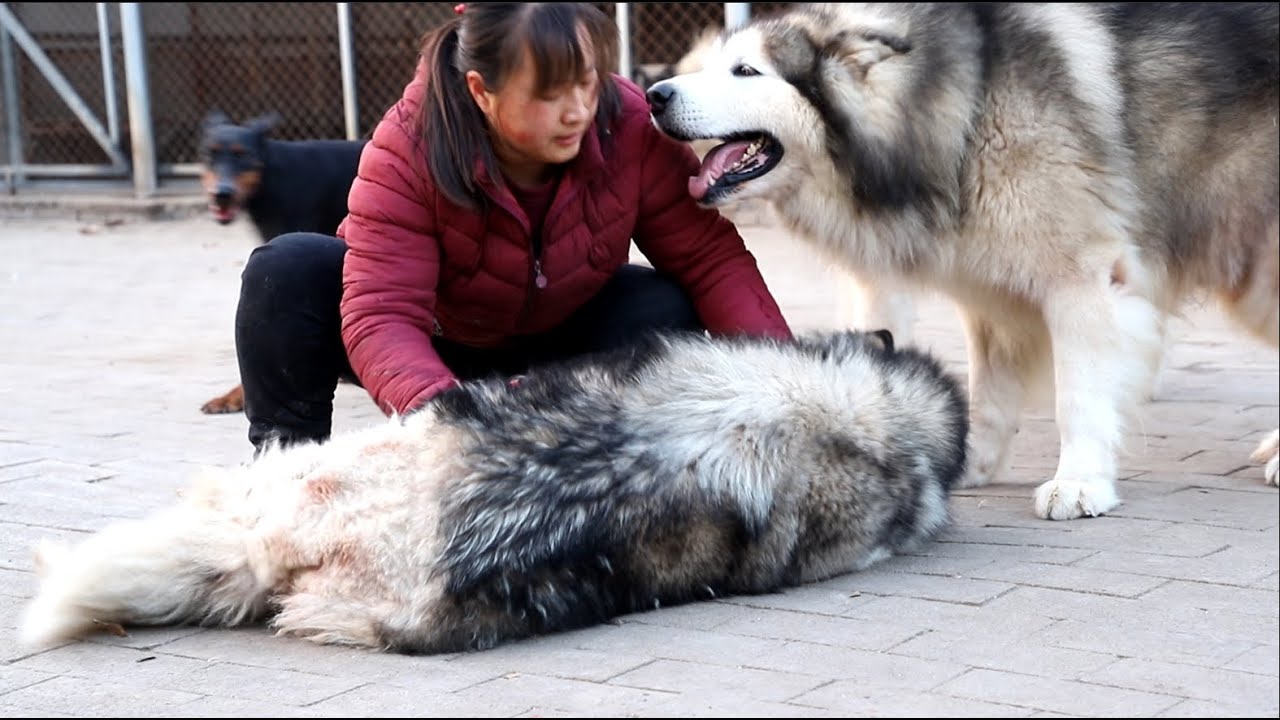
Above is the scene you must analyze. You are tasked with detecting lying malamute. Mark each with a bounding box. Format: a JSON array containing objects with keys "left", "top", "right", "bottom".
[
  {"left": 646, "top": 2, "right": 1280, "bottom": 520},
  {"left": 21, "top": 329, "right": 967, "bottom": 654}
]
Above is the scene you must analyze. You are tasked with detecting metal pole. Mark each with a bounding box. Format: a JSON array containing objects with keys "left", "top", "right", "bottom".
[
  {"left": 615, "top": 3, "right": 631, "bottom": 83},
  {"left": 336, "top": 3, "right": 358, "bottom": 140},
  {"left": 1, "top": 14, "right": 23, "bottom": 190},
  {"left": 96, "top": 3, "right": 120, "bottom": 146},
  {"left": 119, "top": 2, "right": 155, "bottom": 197},
  {"left": 724, "top": 3, "right": 751, "bottom": 30}
]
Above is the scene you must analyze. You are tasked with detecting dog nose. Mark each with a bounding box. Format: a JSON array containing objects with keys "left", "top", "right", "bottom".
[
  {"left": 213, "top": 187, "right": 234, "bottom": 205},
  {"left": 647, "top": 83, "right": 675, "bottom": 116}
]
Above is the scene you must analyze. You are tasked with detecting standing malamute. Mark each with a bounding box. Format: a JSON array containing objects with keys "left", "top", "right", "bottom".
[
  {"left": 647, "top": 2, "right": 1280, "bottom": 520},
  {"left": 21, "top": 329, "right": 967, "bottom": 654}
]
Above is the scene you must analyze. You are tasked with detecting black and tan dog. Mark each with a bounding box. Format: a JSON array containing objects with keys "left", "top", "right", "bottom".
[{"left": 198, "top": 110, "right": 367, "bottom": 414}]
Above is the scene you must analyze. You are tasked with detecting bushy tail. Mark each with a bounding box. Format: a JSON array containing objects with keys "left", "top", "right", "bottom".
[{"left": 20, "top": 506, "right": 272, "bottom": 649}]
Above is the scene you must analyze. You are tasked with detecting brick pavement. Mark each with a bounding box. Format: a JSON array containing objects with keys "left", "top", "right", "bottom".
[{"left": 0, "top": 211, "right": 1276, "bottom": 717}]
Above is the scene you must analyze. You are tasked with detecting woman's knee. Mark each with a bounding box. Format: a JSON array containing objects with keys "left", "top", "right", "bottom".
[
  {"left": 240, "top": 232, "right": 347, "bottom": 300},
  {"left": 606, "top": 265, "right": 703, "bottom": 333},
  {"left": 619, "top": 265, "right": 701, "bottom": 330}
]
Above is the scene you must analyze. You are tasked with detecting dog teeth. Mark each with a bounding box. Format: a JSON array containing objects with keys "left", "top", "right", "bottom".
[{"left": 727, "top": 139, "right": 765, "bottom": 173}]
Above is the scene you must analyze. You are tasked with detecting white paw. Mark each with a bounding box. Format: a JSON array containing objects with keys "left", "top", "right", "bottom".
[
  {"left": 956, "top": 466, "right": 991, "bottom": 489},
  {"left": 1250, "top": 429, "right": 1279, "bottom": 487},
  {"left": 1034, "top": 476, "right": 1121, "bottom": 520},
  {"left": 956, "top": 432, "right": 1012, "bottom": 489}
]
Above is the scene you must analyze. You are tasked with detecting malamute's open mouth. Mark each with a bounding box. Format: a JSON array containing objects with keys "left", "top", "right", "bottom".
[{"left": 689, "top": 133, "right": 784, "bottom": 202}]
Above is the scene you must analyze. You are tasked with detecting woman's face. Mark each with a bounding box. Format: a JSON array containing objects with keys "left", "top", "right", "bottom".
[{"left": 467, "top": 40, "right": 600, "bottom": 185}]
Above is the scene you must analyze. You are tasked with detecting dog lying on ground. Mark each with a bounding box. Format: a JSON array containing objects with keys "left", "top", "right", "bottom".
[
  {"left": 198, "top": 110, "right": 367, "bottom": 415},
  {"left": 20, "top": 328, "right": 968, "bottom": 655},
  {"left": 647, "top": 2, "right": 1280, "bottom": 520}
]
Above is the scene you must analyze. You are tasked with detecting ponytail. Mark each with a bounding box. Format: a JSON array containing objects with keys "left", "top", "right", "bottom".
[{"left": 418, "top": 20, "right": 499, "bottom": 211}]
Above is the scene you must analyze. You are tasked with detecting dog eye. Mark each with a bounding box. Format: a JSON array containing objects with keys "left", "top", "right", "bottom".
[{"left": 732, "top": 63, "right": 760, "bottom": 77}]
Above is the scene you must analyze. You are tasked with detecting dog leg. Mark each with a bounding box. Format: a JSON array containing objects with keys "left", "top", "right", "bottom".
[
  {"left": 1217, "top": 215, "right": 1279, "bottom": 485},
  {"left": 270, "top": 587, "right": 398, "bottom": 650},
  {"left": 1251, "top": 429, "right": 1279, "bottom": 487},
  {"left": 1036, "top": 277, "right": 1165, "bottom": 520},
  {"left": 201, "top": 383, "right": 245, "bottom": 414},
  {"left": 955, "top": 310, "right": 1042, "bottom": 488},
  {"left": 835, "top": 271, "right": 917, "bottom": 346}
]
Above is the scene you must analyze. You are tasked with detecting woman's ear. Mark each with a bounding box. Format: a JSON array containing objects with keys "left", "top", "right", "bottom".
[{"left": 465, "top": 70, "right": 493, "bottom": 115}]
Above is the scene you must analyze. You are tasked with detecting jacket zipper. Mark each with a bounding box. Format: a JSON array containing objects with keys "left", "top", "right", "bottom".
[{"left": 515, "top": 179, "right": 579, "bottom": 332}]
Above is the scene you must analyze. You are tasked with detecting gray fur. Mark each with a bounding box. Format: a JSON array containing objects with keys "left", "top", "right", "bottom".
[{"left": 21, "top": 329, "right": 968, "bottom": 654}]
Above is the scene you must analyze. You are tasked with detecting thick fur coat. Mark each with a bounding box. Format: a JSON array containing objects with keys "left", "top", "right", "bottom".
[{"left": 21, "top": 329, "right": 968, "bottom": 654}]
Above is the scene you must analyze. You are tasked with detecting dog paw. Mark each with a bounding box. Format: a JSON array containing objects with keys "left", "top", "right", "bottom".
[
  {"left": 1033, "top": 476, "right": 1120, "bottom": 520},
  {"left": 201, "top": 384, "right": 245, "bottom": 415},
  {"left": 1250, "top": 429, "right": 1279, "bottom": 487},
  {"left": 956, "top": 466, "right": 991, "bottom": 489},
  {"left": 955, "top": 432, "right": 1013, "bottom": 489}
]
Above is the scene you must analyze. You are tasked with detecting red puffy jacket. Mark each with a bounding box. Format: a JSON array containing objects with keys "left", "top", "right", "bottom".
[{"left": 338, "top": 63, "right": 793, "bottom": 416}]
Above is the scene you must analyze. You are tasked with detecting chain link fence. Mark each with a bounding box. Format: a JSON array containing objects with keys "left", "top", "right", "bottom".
[{"left": 1, "top": 2, "right": 789, "bottom": 181}]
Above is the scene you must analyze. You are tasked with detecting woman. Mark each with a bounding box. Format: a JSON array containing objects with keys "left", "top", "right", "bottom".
[{"left": 234, "top": 2, "right": 792, "bottom": 452}]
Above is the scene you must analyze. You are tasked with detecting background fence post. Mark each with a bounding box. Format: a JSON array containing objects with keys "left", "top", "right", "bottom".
[
  {"left": 337, "top": 2, "right": 359, "bottom": 141},
  {"left": 120, "top": 2, "right": 156, "bottom": 198},
  {"left": 615, "top": 3, "right": 631, "bottom": 84},
  {"left": 724, "top": 3, "right": 750, "bottom": 30},
  {"left": 1, "top": 16, "right": 23, "bottom": 191}
]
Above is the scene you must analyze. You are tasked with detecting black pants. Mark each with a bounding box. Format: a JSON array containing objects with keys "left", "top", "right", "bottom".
[{"left": 235, "top": 232, "right": 704, "bottom": 450}]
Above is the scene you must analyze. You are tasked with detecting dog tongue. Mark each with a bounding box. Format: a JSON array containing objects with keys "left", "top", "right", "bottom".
[{"left": 688, "top": 140, "right": 752, "bottom": 200}]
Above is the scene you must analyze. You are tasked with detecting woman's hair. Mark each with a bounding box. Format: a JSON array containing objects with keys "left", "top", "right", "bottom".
[{"left": 419, "top": 2, "right": 622, "bottom": 210}]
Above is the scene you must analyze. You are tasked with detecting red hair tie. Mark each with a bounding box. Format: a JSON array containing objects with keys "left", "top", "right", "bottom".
[{"left": 454, "top": 3, "right": 466, "bottom": 15}]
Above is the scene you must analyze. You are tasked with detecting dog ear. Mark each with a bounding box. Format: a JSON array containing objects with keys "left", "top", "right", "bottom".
[
  {"left": 248, "top": 111, "right": 283, "bottom": 137},
  {"left": 871, "top": 329, "right": 895, "bottom": 353},
  {"left": 203, "top": 108, "right": 231, "bottom": 130}
]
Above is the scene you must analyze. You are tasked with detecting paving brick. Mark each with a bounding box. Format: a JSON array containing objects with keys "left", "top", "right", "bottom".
[
  {"left": 1155, "top": 697, "right": 1280, "bottom": 718},
  {"left": 1220, "top": 645, "right": 1280, "bottom": 676},
  {"left": 703, "top": 604, "right": 924, "bottom": 652},
  {"left": 1080, "top": 658, "right": 1279, "bottom": 709},
  {"left": 0, "top": 663, "right": 55, "bottom": 695},
  {"left": 917, "top": 540, "right": 1099, "bottom": 567},
  {"left": 305, "top": 681, "right": 534, "bottom": 717},
  {"left": 167, "top": 695, "right": 326, "bottom": 718},
  {"left": 791, "top": 680, "right": 1038, "bottom": 717},
  {"left": 451, "top": 671, "right": 676, "bottom": 717},
  {"left": 11, "top": 641, "right": 216, "bottom": 686},
  {"left": 936, "top": 668, "right": 1181, "bottom": 716},
  {"left": 443, "top": 637, "right": 652, "bottom": 683},
  {"left": 1073, "top": 547, "right": 1278, "bottom": 587},
  {"left": 837, "top": 570, "right": 1016, "bottom": 605},
  {"left": 608, "top": 658, "right": 828, "bottom": 703},
  {"left": 846, "top": 595, "right": 1059, "bottom": 638},
  {"left": 1034, "top": 619, "right": 1259, "bottom": 668},
  {"left": 1108, "top": 487, "right": 1280, "bottom": 531},
  {"left": 0, "top": 700, "right": 79, "bottom": 718},
  {"left": 639, "top": 692, "right": 848, "bottom": 718},
  {"left": 966, "top": 559, "right": 1168, "bottom": 598},
  {"left": 0, "top": 673, "right": 203, "bottom": 716},
  {"left": 892, "top": 629, "right": 1118, "bottom": 677}
]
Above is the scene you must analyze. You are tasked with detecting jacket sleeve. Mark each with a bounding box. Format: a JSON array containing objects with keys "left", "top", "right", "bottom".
[
  {"left": 339, "top": 82, "right": 460, "bottom": 416},
  {"left": 627, "top": 102, "right": 793, "bottom": 341}
]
